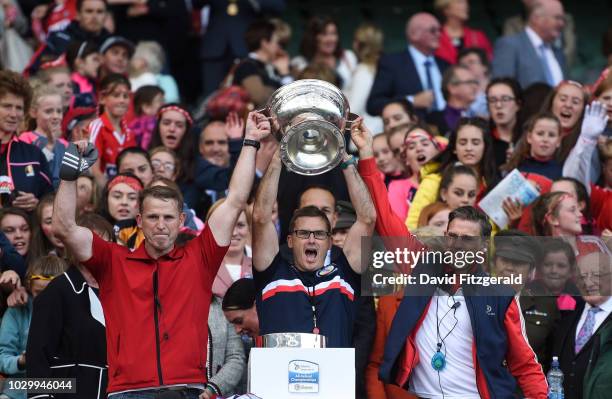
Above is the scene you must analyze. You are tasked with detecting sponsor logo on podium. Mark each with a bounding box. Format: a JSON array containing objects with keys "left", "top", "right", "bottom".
[{"left": 288, "top": 360, "right": 319, "bottom": 393}]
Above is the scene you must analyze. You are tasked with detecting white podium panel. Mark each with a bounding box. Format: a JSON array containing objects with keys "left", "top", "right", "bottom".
[{"left": 248, "top": 348, "right": 355, "bottom": 399}]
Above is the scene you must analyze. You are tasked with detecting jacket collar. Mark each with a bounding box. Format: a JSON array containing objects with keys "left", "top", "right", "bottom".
[
  {"left": 126, "top": 239, "right": 185, "bottom": 261},
  {"left": 64, "top": 266, "right": 88, "bottom": 294}
]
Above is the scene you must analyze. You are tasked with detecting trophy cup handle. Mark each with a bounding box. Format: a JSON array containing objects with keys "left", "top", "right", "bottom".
[
  {"left": 345, "top": 113, "right": 360, "bottom": 132},
  {"left": 255, "top": 107, "right": 282, "bottom": 142}
]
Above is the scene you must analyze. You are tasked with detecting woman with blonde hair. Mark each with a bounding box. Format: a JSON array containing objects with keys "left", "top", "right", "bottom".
[
  {"left": 129, "top": 41, "right": 179, "bottom": 103},
  {"left": 345, "top": 23, "right": 384, "bottom": 133},
  {"left": 207, "top": 199, "right": 252, "bottom": 299}
]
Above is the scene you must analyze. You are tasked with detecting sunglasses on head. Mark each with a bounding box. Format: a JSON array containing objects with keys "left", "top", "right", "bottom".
[{"left": 28, "top": 274, "right": 56, "bottom": 282}]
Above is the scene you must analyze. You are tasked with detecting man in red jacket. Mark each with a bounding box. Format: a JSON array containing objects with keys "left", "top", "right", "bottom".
[{"left": 52, "top": 111, "right": 270, "bottom": 398}]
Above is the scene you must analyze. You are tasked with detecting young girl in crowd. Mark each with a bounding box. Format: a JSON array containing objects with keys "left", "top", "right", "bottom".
[
  {"left": 381, "top": 99, "right": 418, "bottom": 133},
  {"left": 210, "top": 200, "right": 252, "bottom": 298},
  {"left": 551, "top": 178, "right": 595, "bottom": 234},
  {"left": 76, "top": 175, "right": 98, "bottom": 215},
  {"left": 528, "top": 238, "right": 580, "bottom": 298},
  {"left": 149, "top": 104, "right": 197, "bottom": 207},
  {"left": 149, "top": 146, "right": 180, "bottom": 181},
  {"left": 386, "top": 123, "right": 411, "bottom": 164},
  {"left": 407, "top": 117, "right": 497, "bottom": 229},
  {"left": 559, "top": 100, "right": 612, "bottom": 232},
  {"left": 88, "top": 73, "right": 136, "bottom": 186},
  {"left": 65, "top": 40, "right": 101, "bottom": 96},
  {"left": 503, "top": 112, "right": 563, "bottom": 180},
  {"left": 436, "top": 163, "right": 479, "bottom": 210},
  {"left": 0, "top": 208, "right": 32, "bottom": 261},
  {"left": 486, "top": 77, "right": 523, "bottom": 169},
  {"left": 417, "top": 202, "right": 451, "bottom": 235},
  {"left": 116, "top": 147, "right": 154, "bottom": 187},
  {"left": 29, "top": 193, "right": 64, "bottom": 260},
  {"left": 389, "top": 124, "right": 443, "bottom": 220},
  {"left": 0, "top": 255, "right": 67, "bottom": 399},
  {"left": 543, "top": 80, "right": 588, "bottom": 159},
  {"left": 128, "top": 85, "right": 165, "bottom": 150},
  {"left": 532, "top": 192, "right": 610, "bottom": 258},
  {"left": 19, "top": 84, "right": 67, "bottom": 188},
  {"left": 98, "top": 173, "right": 143, "bottom": 248}
]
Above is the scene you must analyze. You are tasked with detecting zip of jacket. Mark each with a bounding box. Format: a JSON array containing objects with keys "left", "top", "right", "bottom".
[{"left": 153, "top": 269, "right": 164, "bottom": 385}]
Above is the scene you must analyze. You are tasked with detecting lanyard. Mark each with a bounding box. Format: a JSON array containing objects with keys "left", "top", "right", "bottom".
[
  {"left": 290, "top": 264, "right": 320, "bottom": 335},
  {"left": 0, "top": 137, "right": 14, "bottom": 187}
]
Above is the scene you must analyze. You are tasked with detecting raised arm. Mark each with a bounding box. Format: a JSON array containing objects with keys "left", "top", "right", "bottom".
[
  {"left": 251, "top": 150, "right": 281, "bottom": 272},
  {"left": 53, "top": 143, "right": 95, "bottom": 263},
  {"left": 342, "top": 118, "right": 376, "bottom": 274},
  {"left": 207, "top": 112, "right": 270, "bottom": 246},
  {"left": 562, "top": 101, "right": 609, "bottom": 194}
]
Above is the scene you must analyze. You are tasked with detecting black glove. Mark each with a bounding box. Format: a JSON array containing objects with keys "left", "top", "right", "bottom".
[{"left": 60, "top": 142, "right": 98, "bottom": 181}]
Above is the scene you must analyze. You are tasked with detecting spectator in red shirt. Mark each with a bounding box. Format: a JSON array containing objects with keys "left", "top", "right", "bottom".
[
  {"left": 88, "top": 73, "right": 136, "bottom": 186},
  {"left": 433, "top": 0, "right": 493, "bottom": 64},
  {"left": 52, "top": 111, "right": 270, "bottom": 398}
]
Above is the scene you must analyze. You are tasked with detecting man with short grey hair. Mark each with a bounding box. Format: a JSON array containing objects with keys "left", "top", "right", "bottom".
[
  {"left": 367, "top": 12, "right": 449, "bottom": 117},
  {"left": 492, "top": 0, "right": 566, "bottom": 88}
]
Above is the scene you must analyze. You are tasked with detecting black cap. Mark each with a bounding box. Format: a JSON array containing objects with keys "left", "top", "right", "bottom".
[
  {"left": 222, "top": 278, "right": 256, "bottom": 311},
  {"left": 99, "top": 36, "right": 135, "bottom": 56},
  {"left": 494, "top": 230, "right": 539, "bottom": 265},
  {"left": 333, "top": 200, "right": 356, "bottom": 231}
]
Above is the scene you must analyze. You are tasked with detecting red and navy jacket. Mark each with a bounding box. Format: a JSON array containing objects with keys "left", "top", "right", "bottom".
[
  {"left": 0, "top": 135, "right": 52, "bottom": 200},
  {"left": 358, "top": 157, "right": 547, "bottom": 398},
  {"left": 379, "top": 264, "right": 548, "bottom": 399}
]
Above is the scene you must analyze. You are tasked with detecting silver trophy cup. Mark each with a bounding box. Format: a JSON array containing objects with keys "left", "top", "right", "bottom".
[
  {"left": 261, "top": 79, "right": 357, "bottom": 176},
  {"left": 260, "top": 332, "right": 327, "bottom": 348}
]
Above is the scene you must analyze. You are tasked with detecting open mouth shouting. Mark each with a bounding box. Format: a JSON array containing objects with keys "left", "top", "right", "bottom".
[
  {"left": 558, "top": 110, "right": 574, "bottom": 126},
  {"left": 13, "top": 240, "right": 27, "bottom": 254},
  {"left": 164, "top": 134, "right": 178, "bottom": 148},
  {"left": 304, "top": 247, "right": 319, "bottom": 263}
]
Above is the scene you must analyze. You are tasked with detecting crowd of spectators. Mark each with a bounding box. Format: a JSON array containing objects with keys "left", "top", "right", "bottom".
[{"left": 0, "top": 0, "right": 610, "bottom": 398}]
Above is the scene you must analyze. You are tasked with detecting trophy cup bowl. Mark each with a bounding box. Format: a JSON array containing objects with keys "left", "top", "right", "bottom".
[{"left": 262, "top": 79, "right": 356, "bottom": 176}]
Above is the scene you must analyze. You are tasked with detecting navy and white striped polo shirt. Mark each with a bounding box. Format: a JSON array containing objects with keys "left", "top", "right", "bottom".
[{"left": 254, "top": 246, "right": 360, "bottom": 348}]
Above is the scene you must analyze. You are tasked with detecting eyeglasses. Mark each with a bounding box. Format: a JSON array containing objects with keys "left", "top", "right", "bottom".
[
  {"left": 293, "top": 230, "right": 330, "bottom": 240},
  {"left": 151, "top": 160, "right": 176, "bottom": 172},
  {"left": 426, "top": 26, "right": 441, "bottom": 34},
  {"left": 452, "top": 79, "right": 479, "bottom": 86},
  {"left": 446, "top": 232, "right": 482, "bottom": 243},
  {"left": 486, "top": 96, "right": 516, "bottom": 104},
  {"left": 28, "top": 274, "right": 56, "bottom": 282}
]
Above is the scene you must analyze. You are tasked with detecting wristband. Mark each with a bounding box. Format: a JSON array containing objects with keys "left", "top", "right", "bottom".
[
  {"left": 243, "top": 139, "right": 261, "bottom": 150},
  {"left": 341, "top": 155, "right": 358, "bottom": 169}
]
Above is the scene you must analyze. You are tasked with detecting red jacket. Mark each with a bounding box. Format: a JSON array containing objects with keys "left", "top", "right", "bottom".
[
  {"left": 83, "top": 225, "right": 228, "bottom": 393},
  {"left": 359, "top": 157, "right": 547, "bottom": 398},
  {"left": 88, "top": 113, "right": 136, "bottom": 176},
  {"left": 366, "top": 295, "right": 416, "bottom": 399},
  {"left": 591, "top": 184, "right": 612, "bottom": 231},
  {"left": 435, "top": 26, "right": 493, "bottom": 65}
]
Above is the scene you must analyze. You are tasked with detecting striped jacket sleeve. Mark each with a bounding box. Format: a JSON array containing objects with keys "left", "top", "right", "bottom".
[{"left": 504, "top": 297, "right": 548, "bottom": 399}]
